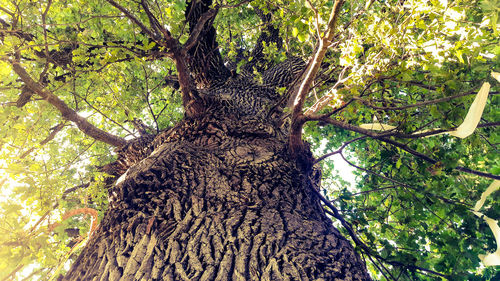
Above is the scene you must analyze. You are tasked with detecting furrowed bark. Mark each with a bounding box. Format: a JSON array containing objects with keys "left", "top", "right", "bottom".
[
  {"left": 59, "top": 1, "right": 372, "bottom": 279},
  {"left": 185, "top": 0, "right": 231, "bottom": 87},
  {"left": 11, "top": 61, "right": 127, "bottom": 147},
  {"left": 63, "top": 113, "right": 371, "bottom": 281}
]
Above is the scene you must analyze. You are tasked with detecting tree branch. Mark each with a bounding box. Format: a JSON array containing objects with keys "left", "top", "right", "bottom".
[
  {"left": 288, "top": 0, "right": 345, "bottom": 155},
  {"left": 20, "top": 122, "right": 66, "bottom": 158},
  {"left": 353, "top": 89, "right": 477, "bottom": 111},
  {"left": 308, "top": 116, "right": 397, "bottom": 138},
  {"left": 311, "top": 115, "right": 499, "bottom": 180},
  {"left": 183, "top": 8, "right": 218, "bottom": 52},
  {"left": 314, "top": 136, "right": 366, "bottom": 164},
  {"left": 184, "top": 0, "right": 230, "bottom": 87},
  {"left": 313, "top": 187, "right": 451, "bottom": 280},
  {"left": 106, "top": 0, "right": 203, "bottom": 117},
  {"left": 105, "top": 0, "right": 159, "bottom": 41},
  {"left": 1, "top": 264, "right": 24, "bottom": 281},
  {"left": 239, "top": 7, "right": 283, "bottom": 75},
  {"left": 379, "top": 137, "right": 500, "bottom": 180},
  {"left": 10, "top": 61, "right": 127, "bottom": 147}
]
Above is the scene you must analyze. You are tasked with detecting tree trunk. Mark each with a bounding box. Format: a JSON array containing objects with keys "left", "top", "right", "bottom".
[{"left": 62, "top": 75, "right": 371, "bottom": 280}]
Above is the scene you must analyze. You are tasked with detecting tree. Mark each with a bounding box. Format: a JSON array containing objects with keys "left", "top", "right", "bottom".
[{"left": 0, "top": 0, "right": 498, "bottom": 280}]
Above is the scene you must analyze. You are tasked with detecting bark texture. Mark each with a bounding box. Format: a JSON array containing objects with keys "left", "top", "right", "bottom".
[
  {"left": 63, "top": 1, "right": 371, "bottom": 279},
  {"left": 63, "top": 80, "right": 370, "bottom": 280}
]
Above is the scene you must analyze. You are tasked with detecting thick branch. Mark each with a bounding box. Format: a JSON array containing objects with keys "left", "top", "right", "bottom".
[
  {"left": 288, "top": 0, "right": 345, "bottom": 110},
  {"left": 10, "top": 61, "right": 127, "bottom": 147},
  {"left": 288, "top": 0, "right": 345, "bottom": 155},
  {"left": 183, "top": 8, "right": 218, "bottom": 51},
  {"left": 106, "top": 0, "right": 202, "bottom": 117},
  {"left": 239, "top": 8, "right": 283, "bottom": 75},
  {"left": 185, "top": 0, "right": 230, "bottom": 87}
]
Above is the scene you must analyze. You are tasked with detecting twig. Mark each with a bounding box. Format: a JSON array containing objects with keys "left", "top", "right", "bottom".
[
  {"left": 304, "top": 67, "right": 349, "bottom": 115},
  {"left": 1, "top": 264, "right": 24, "bottom": 281},
  {"left": 314, "top": 136, "right": 366, "bottom": 164},
  {"left": 105, "top": 0, "right": 159, "bottom": 41},
  {"left": 315, "top": 172, "right": 451, "bottom": 279},
  {"left": 353, "top": 89, "right": 477, "bottom": 111},
  {"left": 308, "top": 113, "right": 499, "bottom": 180},
  {"left": 20, "top": 122, "right": 66, "bottom": 159},
  {"left": 380, "top": 137, "right": 500, "bottom": 180}
]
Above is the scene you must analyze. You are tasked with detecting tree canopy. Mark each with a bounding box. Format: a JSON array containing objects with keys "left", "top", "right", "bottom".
[{"left": 0, "top": 0, "right": 499, "bottom": 280}]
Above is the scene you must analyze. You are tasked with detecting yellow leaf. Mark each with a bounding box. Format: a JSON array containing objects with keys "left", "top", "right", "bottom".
[
  {"left": 492, "top": 71, "right": 500, "bottom": 83},
  {"left": 473, "top": 211, "right": 500, "bottom": 266},
  {"left": 474, "top": 180, "right": 500, "bottom": 212},
  {"left": 472, "top": 180, "right": 500, "bottom": 266},
  {"left": 449, "top": 82, "right": 490, "bottom": 138},
  {"left": 359, "top": 123, "right": 396, "bottom": 131}
]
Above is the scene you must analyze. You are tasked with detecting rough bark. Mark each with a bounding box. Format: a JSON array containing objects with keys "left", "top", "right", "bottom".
[
  {"left": 63, "top": 119, "right": 370, "bottom": 281},
  {"left": 62, "top": 1, "right": 371, "bottom": 279},
  {"left": 63, "top": 73, "right": 371, "bottom": 280}
]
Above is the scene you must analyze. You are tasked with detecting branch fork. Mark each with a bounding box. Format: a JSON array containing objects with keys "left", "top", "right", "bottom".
[{"left": 287, "top": 0, "right": 345, "bottom": 156}]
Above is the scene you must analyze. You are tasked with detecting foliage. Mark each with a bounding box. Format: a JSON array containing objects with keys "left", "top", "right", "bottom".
[{"left": 0, "top": 0, "right": 498, "bottom": 280}]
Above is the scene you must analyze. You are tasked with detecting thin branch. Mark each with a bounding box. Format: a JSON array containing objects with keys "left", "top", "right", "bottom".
[
  {"left": 62, "top": 183, "right": 90, "bottom": 199},
  {"left": 105, "top": 0, "right": 159, "bottom": 41},
  {"left": 219, "top": 0, "right": 252, "bottom": 9},
  {"left": 477, "top": 122, "right": 500, "bottom": 128},
  {"left": 140, "top": 0, "right": 173, "bottom": 40},
  {"left": 21, "top": 267, "right": 45, "bottom": 281},
  {"left": 379, "top": 137, "right": 500, "bottom": 180},
  {"left": 353, "top": 89, "right": 477, "bottom": 111},
  {"left": 308, "top": 114, "right": 499, "bottom": 180},
  {"left": 315, "top": 186, "right": 450, "bottom": 280},
  {"left": 339, "top": 151, "right": 471, "bottom": 207},
  {"left": 288, "top": 0, "right": 345, "bottom": 110},
  {"left": 392, "top": 128, "right": 451, "bottom": 139},
  {"left": 105, "top": 0, "right": 202, "bottom": 117},
  {"left": 331, "top": 186, "right": 399, "bottom": 202},
  {"left": 140, "top": 0, "right": 162, "bottom": 36},
  {"left": 314, "top": 136, "right": 366, "bottom": 164},
  {"left": 20, "top": 122, "right": 66, "bottom": 159},
  {"left": 304, "top": 66, "right": 349, "bottom": 115},
  {"left": 333, "top": 155, "right": 453, "bottom": 279},
  {"left": 306, "top": 0, "right": 321, "bottom": 40},
  {"left": 390, "top": 79, "right": 438, "bottom": 91},
  {"left": 0, "top": 6, "right": 14, "bottom": 17},
  {"left": 10, "top": 61, "right": 126, "bottom": 147},
  {"left": 1, "top": 264, "right": 24, "bottom": 281},
  {"left": 308, "top": 116, "right": 397, "bottom": 138}
]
